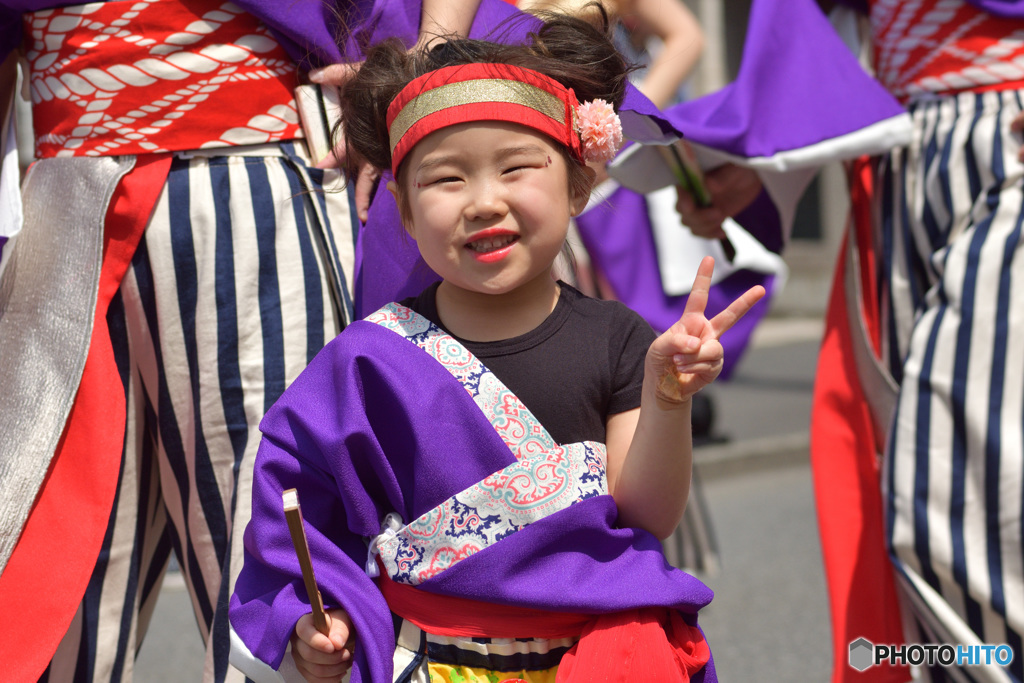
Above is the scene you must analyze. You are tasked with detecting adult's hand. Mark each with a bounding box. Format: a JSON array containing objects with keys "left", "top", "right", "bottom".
[
  {"left": 675, "top": 163, "right": 762, "bottom": 239},
  {"left": 303, "top": 0, "right": 483, "bottom": 222},
  {"left": 305, "top": 63, "right": 381, "bottom": 223}
]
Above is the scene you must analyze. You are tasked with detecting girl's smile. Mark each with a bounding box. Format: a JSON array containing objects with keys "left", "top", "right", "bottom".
[{"left": 465, "top": 228, "right": 520, "bottom": 262}]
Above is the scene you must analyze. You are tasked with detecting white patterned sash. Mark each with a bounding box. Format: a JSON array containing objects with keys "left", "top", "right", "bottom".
[{"left": 365, "top": 302, "right": 609, "bottom": 585}]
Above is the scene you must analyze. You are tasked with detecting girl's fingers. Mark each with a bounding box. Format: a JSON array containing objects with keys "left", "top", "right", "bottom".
[
  {"left": 673, "top": 339, "right": 723, "bottom": 368},
  {"left": 709, "top": 284, "right": 766, "bottom": 338},
  {"left": 293, "top": 654, "right": 352, "bottom": 682},
  {"left": 293, "top": 638, "right": 351, "bottom": 665},
  {"left": 327, "top": 609, "right": 354, "bottom": 651},
  {"left": 682, "top": 256, "right": 716, "bottom": 318},
  {"left": 674, "top": 361, "right": 721, "bottom": 375},
  {"left": 293, "top": 615, "right": 332, "bottom": 650},
  {"left": 673, "top": 346, "right": 723, "bottom": 367},
  {"left": 293, "top": 609, "right": 353, "bottom": 654},
  {"left": 664, "top": 333, "right": 701, "bottom": 355}
]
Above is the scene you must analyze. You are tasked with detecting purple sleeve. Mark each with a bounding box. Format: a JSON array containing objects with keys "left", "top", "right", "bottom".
[
  {"left": 1, "top": 9, "right": 17, "bottom": 62},
  {"left": 233, "top": 0, "right": 416, "bottom": 69},
  {"left": 964, "top": 0, "right": 1024, "bottom": 17},
  {"left": 1, "top": 0, "right": 59, "bottom": 61},
  {"left": 229, "top": 329, "right": 399, "bottom": 676},
  {"left": 229, "top": 321, "right": 522, "bottom": 679},
  {"left": 662, "top": 0, "right": 904, "bottom": 160},
  {"left": 233, "top": 0, "right": 538, "bottom": 71},
  {"left": 232, "top": 0, "right": 365, "bottom": 68}
]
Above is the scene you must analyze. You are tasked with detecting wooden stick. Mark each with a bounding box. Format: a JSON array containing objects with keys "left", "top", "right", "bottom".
[{"left": 283, "top": 488, "right": 330, "bottom": 636}]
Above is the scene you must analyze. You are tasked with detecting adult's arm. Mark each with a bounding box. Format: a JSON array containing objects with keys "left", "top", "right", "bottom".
[
  {"left": 417, "top": 0, "right": 482, "bottom": 46},
  {"left": 621, "top": 0, "right": 704, "bottom": 109}
]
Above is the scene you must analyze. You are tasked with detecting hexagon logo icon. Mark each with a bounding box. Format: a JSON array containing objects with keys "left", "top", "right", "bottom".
[{"left": 849, "top": 638, "right": 874, "bottom": 671}]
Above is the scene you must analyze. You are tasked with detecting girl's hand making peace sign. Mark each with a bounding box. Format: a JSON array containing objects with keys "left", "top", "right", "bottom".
[{"left": 646, "top": 255, "right": 765, "bottom": 408}]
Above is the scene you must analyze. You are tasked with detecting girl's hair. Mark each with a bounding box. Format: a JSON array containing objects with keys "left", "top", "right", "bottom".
[{"left": 337, "top": 6, "right": 630, "bottom": 198}]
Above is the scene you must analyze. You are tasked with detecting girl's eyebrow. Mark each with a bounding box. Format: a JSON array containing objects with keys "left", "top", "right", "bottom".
[
  {"left": 496, "top": 145, "right": 546, "bottom": 158},
  {"left": 416, "top": 155, "right": 459, "bottom": 172},
  {"left": 417, "top": 145, "right": 547, "bottom": 172}
]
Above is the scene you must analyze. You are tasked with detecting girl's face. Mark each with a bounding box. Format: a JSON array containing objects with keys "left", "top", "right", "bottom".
[{"left": 389, "top": 121, "right": 590, "bottom": 299}]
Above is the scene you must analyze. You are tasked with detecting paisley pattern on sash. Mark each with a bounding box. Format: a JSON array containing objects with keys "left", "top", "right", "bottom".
[{"left": 365, "top": 302, "right": 609, "bottom": 586}]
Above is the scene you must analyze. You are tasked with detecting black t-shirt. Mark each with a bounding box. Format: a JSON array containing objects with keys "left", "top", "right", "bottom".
[{"left": 400, "top": 282, "right": 656, "bottom": 445}]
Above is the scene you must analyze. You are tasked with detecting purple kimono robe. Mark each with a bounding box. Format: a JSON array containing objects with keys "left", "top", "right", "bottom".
[{"left": 230, "top": 307, "right": 716, "bottom": 682}]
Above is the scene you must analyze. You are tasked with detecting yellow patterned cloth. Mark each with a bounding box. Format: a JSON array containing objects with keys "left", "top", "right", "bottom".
[{"left": 427, "top": 663, "right": 558, "bottom": 683}]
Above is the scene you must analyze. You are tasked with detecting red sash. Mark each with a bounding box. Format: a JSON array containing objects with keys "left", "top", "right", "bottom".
[
  {"left": 378, "top": 568, "right": 711, "bottom": 682},
  {"left": 809, "top": 157, "right": 908, "bottom": 682}
]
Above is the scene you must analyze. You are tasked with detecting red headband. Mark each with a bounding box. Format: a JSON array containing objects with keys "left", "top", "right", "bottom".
[{"left": 386, "top": 62, "right": 583, "bottom": 176}]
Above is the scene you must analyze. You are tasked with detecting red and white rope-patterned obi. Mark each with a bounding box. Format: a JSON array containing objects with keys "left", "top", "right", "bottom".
[
  {"left": 870, "top": 0, "right": 1024, "bottom": 101},
  {"left": 23, "top": 0, "right": 303, "bottom": 158}
]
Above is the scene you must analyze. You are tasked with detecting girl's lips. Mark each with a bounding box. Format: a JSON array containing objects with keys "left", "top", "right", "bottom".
[
  {"left": 465, "top": 230, "right": 519, "bottom": 263},
  {"left": 470, "top": 241, "right": 516, "bottom": 263}
]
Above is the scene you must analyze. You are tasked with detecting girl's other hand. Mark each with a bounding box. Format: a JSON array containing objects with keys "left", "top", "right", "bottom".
[
  {"left": 647, "top": 255, "right": 764, "bottom": 406},
  {"left": 291, "top": 607, "right": 355, "bottom": 682}
]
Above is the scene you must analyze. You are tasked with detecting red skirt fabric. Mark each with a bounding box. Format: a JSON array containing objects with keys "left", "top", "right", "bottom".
[{"left": 379, "top": 564, "right": 710, "bottom": 681}]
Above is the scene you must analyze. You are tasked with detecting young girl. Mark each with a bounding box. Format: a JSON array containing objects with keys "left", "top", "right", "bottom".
[{"left": 230, "top": 11, "right": 763, "bottom": 683}]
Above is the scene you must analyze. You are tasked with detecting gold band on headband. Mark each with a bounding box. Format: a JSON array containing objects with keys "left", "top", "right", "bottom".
[
  {"left": 385, "top": 63, "right": 583, "bottom": 175},
  {"left": 388, "top": 78, "right": 569, "bottom": 154}
]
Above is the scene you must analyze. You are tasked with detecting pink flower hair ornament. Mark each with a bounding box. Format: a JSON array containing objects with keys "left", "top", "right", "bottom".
[{"left": 575, "top": 99, "right": 623, "bottom": 164}]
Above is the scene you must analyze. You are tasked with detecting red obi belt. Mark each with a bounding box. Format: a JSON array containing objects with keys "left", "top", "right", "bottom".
[
  {"left": 22, "top": 0, "right": 302, "bottom": 158},
  {"left": 869, "top": 0, "right": 1024, "bottom": 101},
  {"left": 378, "top": 567, "right": 712, "bottom": 682}
]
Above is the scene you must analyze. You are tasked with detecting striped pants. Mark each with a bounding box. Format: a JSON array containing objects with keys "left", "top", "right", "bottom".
[
  {"left": 879, "top": 89, "right": 1024, "bottom": 681},
  {"left": 40, "top": 145, "right": 355, "bottom": 682}
]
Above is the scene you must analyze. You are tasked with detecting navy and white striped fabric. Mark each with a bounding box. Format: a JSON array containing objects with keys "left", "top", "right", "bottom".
[
  {"left": 879, "top": 89, "right": 1024, "bottom": 682},
  {"left": 39, "top": 144, "right": 356, "bottom": 682}
]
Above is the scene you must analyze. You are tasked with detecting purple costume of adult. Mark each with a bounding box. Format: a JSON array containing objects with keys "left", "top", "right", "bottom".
[{"left": 595, "top": 0, "right": 909, "bottom": 381}]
